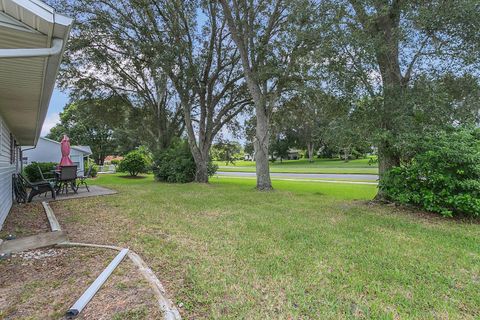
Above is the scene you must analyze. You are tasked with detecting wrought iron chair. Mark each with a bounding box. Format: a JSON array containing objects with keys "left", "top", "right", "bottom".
[
  {"left": 12, "top": 173, "right": 56, "bottom": 203},
  {"left": 56, "top": 165, "right": 78, "bottom": 195},
  {"left": 37, "top": 165, "right": 56, "bottom": 184},
  {"left": 77, "top": 165, "right": 93, "bottom": 192}
]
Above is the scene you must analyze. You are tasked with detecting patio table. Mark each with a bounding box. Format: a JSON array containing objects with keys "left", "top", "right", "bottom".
[{"left": 52, "top": 166, "right": 78, "bottom": 195}]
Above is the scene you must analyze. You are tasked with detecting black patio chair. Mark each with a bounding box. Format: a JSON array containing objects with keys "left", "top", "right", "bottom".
[
  {"left": 56, "top": 165, "right": 78, "bottom": 195},
  {"left": 77, "top": 165, "right": 93, "bottom": 192},
  {"left": 13, "top": 173, "right": 56, "bottom": 203},
  {"left": 36, "top": 166, "right": 57, "bottom": 198},
  {"left": 37, "top": 165, "right": 56, "bottom": 184}
]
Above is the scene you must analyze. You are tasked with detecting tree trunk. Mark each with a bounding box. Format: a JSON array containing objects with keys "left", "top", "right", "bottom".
[
  {"left": 375, "top": 49, "right": 403, "bottom": 199},
  {"left": 376, "top": 80, "right": 402, "bottom": 182},
  {"left": 375, "top": 140, "right": 400, "bottom": 200},
  {"left": 377, "top": 140, "right": 400, "bottom": 177},
  {"left": 195, "top": 158, "right": 209, "bottom": 183},
  {"left": 219, "top": 1, "right": 273, "bottom": 191},
  {"left": 372, "top": 9, "right": 403, "bottom": 197},
  {"left": 343, "top": 148, "right": 349, "bottom": 162},
  {"left": 253, "top": 105, "right": 273, "bottom": 190},
  {"left": 191, "top": 146, "right": 210, "bottom": 183},
  {"left": 307, "top": 142, "right": 314, "bottom": 162}
]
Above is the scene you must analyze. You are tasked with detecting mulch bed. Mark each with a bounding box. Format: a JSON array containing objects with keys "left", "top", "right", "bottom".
[
  {"left": 0, "top": 203, "right": 49, "bottom": 238},
  {"left": 0, "top": 202, "right": 164, "bottom": 320},
  {"left": 0, "top": 247, "right": 162, "bottom": 319}
]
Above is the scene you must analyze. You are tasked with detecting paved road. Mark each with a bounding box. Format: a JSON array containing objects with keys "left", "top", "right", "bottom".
[{"left": 216, "top": 171, "right": 379, "bottom": 181}]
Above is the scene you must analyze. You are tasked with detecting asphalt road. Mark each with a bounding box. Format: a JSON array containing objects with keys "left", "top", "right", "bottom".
[{"left": 215, "top": 171, "right": 379, "bottom": 181}]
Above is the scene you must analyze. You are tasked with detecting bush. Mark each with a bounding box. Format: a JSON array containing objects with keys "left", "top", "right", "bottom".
[
  {"left": 153, "top": 141, "right": 217, "bottom": 183},
  {"left": 117, "top": 150, "right": 150, "bottom": 176},
  {"left": 84, "top": 160, "right": 98, "bottom": 177},
  {"left": 90, "top": 165, "right": 98, "bottom": 177},
  {"left": 380, "top": 128, "right": 480, "bottom": 217},
  {"left": 24, "top": 162, "right": 57, "bottom": 182}
]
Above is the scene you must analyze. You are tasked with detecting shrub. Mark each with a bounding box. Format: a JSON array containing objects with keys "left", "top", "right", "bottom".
[
  {"left": 90, "top": 165, "right": 98, "bottom": 177},
  {"left": 117, "top": 150, "right": 150, "bottom": 176},
  {"left": 24, "top": 162, "right": 57, "bottom": 182},
  {"left": 380, "top": 128, "right": 480, "bottom": 217},
  {"left": 153, "top": 141, "right": 217, "bottom": 183},
  {"left": 110, "top": 159, "right": 120, "bottom": 166},
  {"left": 84, "top": 159, "right": 98, "bottom": 177}
]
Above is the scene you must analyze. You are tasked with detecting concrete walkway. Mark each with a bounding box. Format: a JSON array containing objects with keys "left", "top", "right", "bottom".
[
  {"left": 32, "top": 185, "right": 117, "bottom": 202},
  {"left": 216, "top": 171, "right": 379, "bottom": 181}
]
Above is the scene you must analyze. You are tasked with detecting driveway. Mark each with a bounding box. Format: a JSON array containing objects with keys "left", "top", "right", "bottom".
[{"left": 215, "top": 171, "right": 379, "bottom": 181}]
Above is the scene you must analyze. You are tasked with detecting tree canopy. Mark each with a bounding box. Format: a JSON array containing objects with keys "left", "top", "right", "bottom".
[
  {"left": 47, "top": 98, "right": 126, "bottom": 164},
  {"left": 48, "top": 0, "right": 480, "bottom": 197}
]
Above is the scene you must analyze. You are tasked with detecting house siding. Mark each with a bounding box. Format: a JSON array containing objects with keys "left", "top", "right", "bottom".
[
  {"left": 22, "top": 137, "right": 88, "bottom": 175},
  {"left": 0, "top": 115, "right": 15, "bottom": 228}
]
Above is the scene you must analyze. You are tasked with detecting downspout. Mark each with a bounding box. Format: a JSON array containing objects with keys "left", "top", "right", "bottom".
[
  {"left": 19, "top": 146, "right": 37, "bottom": 173},
  {"left": 0, "top": 38, "right": 64, "bottom": 58}
]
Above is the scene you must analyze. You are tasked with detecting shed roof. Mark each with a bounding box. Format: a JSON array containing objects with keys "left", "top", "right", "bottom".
[
  {"left": 23, "top": 137, "right": 93, "bottom": 156},
  {"left": 73, "top": 145, "right": 92, "bottom": 156}
]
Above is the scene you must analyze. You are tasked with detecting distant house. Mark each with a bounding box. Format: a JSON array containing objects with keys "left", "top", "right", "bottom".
[
  {"left": 104, "top": 155, "right": 123, "bottom": 164},
  {"left": 245, "top": 149, "right": 300, "bottom": 161},
  {"left": 287, "top": 149, "right": 300, "bottom": 160},
  {"left": 22, "top": 137, "right": 92, "bottom": 175},
  {"left": 271, "top": 148, "right": 301, "bottom": 161},
  {"left": 244, "top": 153, "right": 254, "bottom": 161}
]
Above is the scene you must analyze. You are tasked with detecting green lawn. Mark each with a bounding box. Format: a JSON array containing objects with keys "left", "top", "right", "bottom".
[
  {"left": 215, "top": 158, "right": 379, "bottom": 174},
  {"left": 61, "top": 174, "right": 480, "bottom": 319}
]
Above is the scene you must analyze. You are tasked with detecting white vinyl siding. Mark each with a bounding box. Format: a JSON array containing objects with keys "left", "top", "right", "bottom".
[
  {"left": 0, "top": 115, "right": 15, "bottom": 228},
  {"left": 22, "top": 137, "right": 89, "bottom": 176}
]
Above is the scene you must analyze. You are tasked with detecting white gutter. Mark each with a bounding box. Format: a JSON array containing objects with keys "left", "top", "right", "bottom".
[{"left": 0, "top": 38, "right": 63, "bottom": 58}]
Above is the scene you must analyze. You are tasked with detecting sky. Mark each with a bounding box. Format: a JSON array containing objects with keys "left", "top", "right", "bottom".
[
  {"left": 41, "top": 88, "right": 246, "bottom": 144},
  {"left": 41, "top": 88, "right": 69, "bottom": 137}
]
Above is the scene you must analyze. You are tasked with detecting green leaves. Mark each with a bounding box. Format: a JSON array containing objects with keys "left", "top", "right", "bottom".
[
  {"left": 152, "top": 140, "right": 217, "bottom": 183},
  {"left": 24, "top": 162, "right": 58, "bottom": 183},
  {"left": 46, "top": 98, "right": 128, "bottom": 164},
  {"left": 380, "top": 127, "right": 480, "bottom": 217},
  {"left": 117, "top": 150, "right": 150, "bottom": 177}
]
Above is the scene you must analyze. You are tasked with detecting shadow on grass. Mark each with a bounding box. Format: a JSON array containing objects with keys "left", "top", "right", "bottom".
[
  {"left": 118, "top": 175, "right": 148, "bottom": 179},
  {"left": 366, "top": 201, "right": 480, "bottom": 224}
]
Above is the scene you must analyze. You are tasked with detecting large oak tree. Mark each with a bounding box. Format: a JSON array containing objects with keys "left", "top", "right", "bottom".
[
  {"left": 219, "top": 0, "right": 314, "bottom": 190},
  {"left": 55, "top": 0, "right": 185, "bottom": 153},
  {"left": 313, "top": 0, "right": 480, "bottom": 197},
  {"left": 153, "top": 1, "right": 250, "bottom": 182}
]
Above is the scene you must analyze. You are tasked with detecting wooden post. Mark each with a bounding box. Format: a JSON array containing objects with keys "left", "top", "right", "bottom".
[
  {"left": 42, "top": 201, "right": 61, "bottom": 231},
  {"left": 0, "top": 231, "right": 67, "bottom": 254}
]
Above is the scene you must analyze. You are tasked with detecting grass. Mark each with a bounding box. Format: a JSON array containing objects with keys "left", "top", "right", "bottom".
[
  {"left": 211, "top": 176, "right": 377, "bottom": 199},
  {"left": 214, "top": 175, "right": 378, "bottom": 183},
  {"left": 62, "top": 173, "right": 480, "bottom": 319},
  {"left": 113, "top": 308, "right": 148, "bottom": 320},
  {"left": 214, "top": 157, "right": 379, "bottom": 174}
]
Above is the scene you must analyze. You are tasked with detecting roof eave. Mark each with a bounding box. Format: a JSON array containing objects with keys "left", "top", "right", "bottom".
[
  {"left": 31, "top": 20, "right": 72, "bottom": 145},
  {"left": 0, "top": 0, "right": 73, "bottom": 145}
]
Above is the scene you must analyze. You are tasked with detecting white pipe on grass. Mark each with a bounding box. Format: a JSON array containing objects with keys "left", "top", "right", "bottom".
[
  {"left": 59, "top": 242, "right": 182, "bottom": 320},
  {"left": 66, "top": 248, "right": 129, "bottom": 318}
]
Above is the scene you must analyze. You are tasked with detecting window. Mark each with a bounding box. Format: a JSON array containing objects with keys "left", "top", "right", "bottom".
[
  {"left": 0, "top": 119, "right": 2, "bottom": 154},
  {"left": 10, "top": 133, "right": 15, "bottom": 164}
]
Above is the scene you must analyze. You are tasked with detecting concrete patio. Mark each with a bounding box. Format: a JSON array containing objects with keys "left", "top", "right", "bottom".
[{"left": 31, "top": 185, "right": 117, "bottom": 202}]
